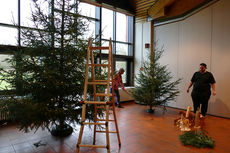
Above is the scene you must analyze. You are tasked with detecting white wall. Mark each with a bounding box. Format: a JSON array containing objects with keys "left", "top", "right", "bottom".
[
  {"left": 134, "top": 22, "right": 151, "bottom": 76},
  {"left": 135, "top": 0, "right": 230, "bottom": 118}
]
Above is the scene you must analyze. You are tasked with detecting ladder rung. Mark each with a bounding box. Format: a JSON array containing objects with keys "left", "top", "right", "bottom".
[
  {"left": 96, "top": 131, "right": 117, "bottom": 133},
  {"left": 97, "top": 106, "right": 106, "bottom": 109},
  {"left": 89, "top": 80, "right": 112, "bottom": 83},
  {"left": 88, "top": 82, "right": 108, "bottom": 85},
  {"left": 90, "top": 47, "right": 109, "bottom": 50},
  {"left": 94, "top": 80, "right": 107, "bottom": 82},
  {"left": 83, "top": 122, "right": 106, "bottom": 125},
  {"left": 97, "top": 119, "right": 114, "bottom": 121},
  {"left": 89, "top": 64, "right": 109, "bottom": 67},
  {"left": 95, "top": 93, "right": 112, "bottom": 97},
  {"left": 85, "top": 101, "right": 107, "bottom": 105},
  {"left": 96, "top": 106, "right": 114, "bottom": 111},
  {"left": 79, "top": 144, "right": 107, "bottom": 148},
  {"left": 77, "top": 40, "right": 120, "bottom": 152}
]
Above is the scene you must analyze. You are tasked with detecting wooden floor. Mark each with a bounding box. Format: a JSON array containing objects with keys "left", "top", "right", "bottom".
[{"left": 1, "top": 101, "right": 230, "bottom": 153}]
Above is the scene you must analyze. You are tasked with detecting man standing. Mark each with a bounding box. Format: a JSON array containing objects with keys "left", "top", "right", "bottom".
[
  {"left": 187, "top": 63, "right": 216, "bottom": 118},
  {"left": 112, "top": 68, "right": 125, "bottom": 108}
]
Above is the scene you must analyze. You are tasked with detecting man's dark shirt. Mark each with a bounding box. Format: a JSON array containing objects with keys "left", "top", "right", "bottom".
[{"left": 191, "top": 71, "right": 216, "bottom": 92}]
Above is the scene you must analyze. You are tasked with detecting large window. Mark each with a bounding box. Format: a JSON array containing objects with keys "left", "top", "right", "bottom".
[
  {"left": 81, "top": 18, "right": 96, "bottom": 39},
  {"left": 102, "top": 8, "right": 113, "bottom": 40},
  {"left": 101, "top": 10, "right": 134, "bottom": 85},
  {"left": 78, "top": 2, "right": 95, "bottom": 18},
  {"left": 116, "top": 61, "right": 127, "bottom": 83},
  {"left": 0, "top": 54, "right": 13, "bottom": 90},
  {"left": 116, "top": 12, "right": 128, "bottom": 42},
  {"left": 0, "top": 1, "right": 134, "bottom": 88},
  {"left": 0, "top": 27, "right": 18, "bottom": 45},
  {"left": 78, "top": 3, "right": 134, "bottom": 86},
  {"left": 0, "top": 1, "right": 18, "bottom": 24},
  {"left": 116, "top": 43, "right": 128, "bottom": 56},
  {"left": 21, "top": 0, "right": 49, "bottom": 28}
]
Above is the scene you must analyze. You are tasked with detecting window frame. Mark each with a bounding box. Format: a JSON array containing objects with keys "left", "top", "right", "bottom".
[{"left": 0, "top": 1, "right": 135, "bottom": 92}]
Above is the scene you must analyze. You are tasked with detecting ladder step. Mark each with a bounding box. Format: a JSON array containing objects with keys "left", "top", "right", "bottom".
[
  {"left": 77, "top": 40, "right": 121, "bottom": 153},
  {"left": 88, "top": 82, "right": 108, "bottom": 85},
  {"left": 83, "top": 122, "right": 106, "bottom": 125},
  {"left": 95, "top": 93, "right": 112, "bottom": 97},
  {"left": 94, "top": 80, "right": 107, "bottom": 82},
  {"left": 85, "top": 101, "right": 107, "bottom": 105},
  {"left": 79, "top": 144, "right": 107, "bottom": 148},
  {"left": 97, "top": 119, "right": 114, "bottom": 122},
  {"left": 96, "top": 130, "right": 117, "bottom": 133},
  {"left": 97, "top": 106, "right": 106, "bottom": 109},
  {"left": 89, "top": 64, "right": 109, "bottom": 67},
  {"left": 96, "top": 106, "right": 114, "bottom": 111},
  {"left": 90, "top": 46, "right": 109, "bottom": 50}
]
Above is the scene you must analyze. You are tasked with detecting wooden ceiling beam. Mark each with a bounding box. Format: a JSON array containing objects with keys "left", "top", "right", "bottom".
[
  {"left": 135, "top": 17, "right": 148, "bottom": 22},
  {"left": 135, "top": 4, "right": 154, "bottom": 12},
  {"left": 136, "top": 13, "right": 148, "bottom": 18},
  {"left": 148, "top": 0, "right": 175, "bottom": 19},
  {"left": 135, "top": 3, "right": 154, "bottom": 10},
  {"left": 136, "top": 10, "right": 147, "bottom": 14},
  {"left": 136, "top": 0, "right": 155, "bottom": 5},
  {"left": 151, "top": 8, "right": 165, "bottom": 19},
  {"left": 136, "top": 0, "right": 155, "bottom": 7}
]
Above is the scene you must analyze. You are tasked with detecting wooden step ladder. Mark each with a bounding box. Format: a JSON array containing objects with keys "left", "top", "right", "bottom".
[{"left": 76, "top": 38, "right": 121, "bottom": 153}]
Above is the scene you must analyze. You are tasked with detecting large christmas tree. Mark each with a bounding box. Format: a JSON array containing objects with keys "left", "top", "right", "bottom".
[
  {"left": 0, "top": 0, "right": 103, "bottom": 136},
  {"left": 132, "top": 47, "right": 181, "bottom": 113}
]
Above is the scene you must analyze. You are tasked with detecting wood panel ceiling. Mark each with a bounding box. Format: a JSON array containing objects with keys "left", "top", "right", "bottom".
[
  {"left": 82, "top": 0, "right": 215, "bottom": 23},
  {"left": 131, "top": 0, "right": 212, "bottom": 22},
  {"left": 132, "top": 0, "right": 157, "bottom": 22}
]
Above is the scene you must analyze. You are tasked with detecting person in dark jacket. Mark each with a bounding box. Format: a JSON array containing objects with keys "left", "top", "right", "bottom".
[{"left": 187, "top": 63, "right": 216, "bottom": 118}]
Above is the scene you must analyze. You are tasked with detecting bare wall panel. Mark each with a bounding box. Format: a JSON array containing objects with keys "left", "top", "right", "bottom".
[
  {"left": 179, "top": 6, "right": 212, "bottom": 112},
  {"left": 154, "top": 22, "right": 180, "bottom": 108},
  {"left": 134, "top": 22, "right": 151, "bottom": 85},
  {"left": 135, "top": 0, "right": 230, "bottom": 117},
  {"left": 210, "top": 0, "right": 230, "bottom": 117},
  {"left": 153, "top": 0, "right": 230, "bottom": 118}
]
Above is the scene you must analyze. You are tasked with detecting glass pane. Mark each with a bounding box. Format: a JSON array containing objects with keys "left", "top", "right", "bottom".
[
  {"left": 101, "top": 59, "right": 108, "bottom": 75},
  {"left": 0, "top": 54, "right": 13, "bottom": 90},
  {"left": 78, "top": 2, "right": 95, "bottom": 18},
  {"left": 102, "top": 8, "right": 113, "bottom": 40},
  {"left": 128, "top": 16, "right": 134, "bottom": 43},
  {"left": 21, "top": 29, "right": 49, "bottom": 47},
  {"left": 54, "top": 0, "right": 75, "bottom": 13},
  {"left": 0, "top": 1, "right": 18, "bottom": 24},
  {"left": 0, "top": 55, "right": 12, "bottom": 69},
  {"left": 116, "top": 12, "right": 128, "bottom": 42},
  {"left": 101, "top": 41, "right": 109, "bottom": 54},
  {"left": 116, "top": 43, "right": 128, "bottom": 56},
  {"left": 0, "top": 27, "right": 18, "bottom": 45},
  {"left": 86, "top": 19, "right": 95, "bottom": 39},
  {"left": 78, "top": 18, "right": 95, "bottom": 40},
  {"left": 21, "top": 0, "right": 49, "bottom": 28},
  {"left": 115, "top": 61, "right": 127, "bottom": 83}
]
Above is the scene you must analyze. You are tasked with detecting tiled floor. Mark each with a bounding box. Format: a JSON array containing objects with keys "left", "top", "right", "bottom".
[{"left": 1, "top": 101, "right": 230, "bottom": 153}]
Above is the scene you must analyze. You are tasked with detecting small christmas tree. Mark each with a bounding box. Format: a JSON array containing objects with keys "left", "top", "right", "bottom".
[
  {"left": 132, "top": 47, "right": 181, "bottom": 113},
  {"left": 0, "top": 0, "right": 104, "bottom": 136}
]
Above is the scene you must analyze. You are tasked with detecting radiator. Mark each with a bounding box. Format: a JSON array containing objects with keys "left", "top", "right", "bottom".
[{"left": 0, "top": 111, "right": 8, "bottom": 121}]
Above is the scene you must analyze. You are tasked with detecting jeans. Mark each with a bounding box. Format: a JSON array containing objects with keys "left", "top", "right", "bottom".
[{"left": 110, "top": 88, "right": 120, "bottom": 105}]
